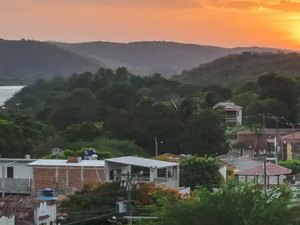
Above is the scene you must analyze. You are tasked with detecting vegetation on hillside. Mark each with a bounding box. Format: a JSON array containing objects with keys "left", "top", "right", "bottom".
[
  {"left": 173, "top": 52, "right": 300, "bottom": 89},
  {"left": 0, "top": 39, "right": 101, "bottom": 84},
  {"left": 2, "top": 64, "right": 300, "bottom": 158},
  {"left": 1, "top": 68, "right": 231, "bottom": 158}
]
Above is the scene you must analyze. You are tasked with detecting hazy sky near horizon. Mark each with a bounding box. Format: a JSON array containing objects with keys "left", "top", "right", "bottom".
[{"left": 1, "top": 0, "right": 300, "bottom": 49}]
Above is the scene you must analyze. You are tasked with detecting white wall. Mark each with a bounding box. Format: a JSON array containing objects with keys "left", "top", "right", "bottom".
[
  {"left": 237, "top": 109, "right": 242, "bottom": 125},
  {"left": 0, "top": 161, "right": 32, "bottom": 179},
  {"left": 35, "top": 202, "right": 57, "bottom": 225},
  {"left": 0, "top": 216, "right": 15, "bottom": 225}
]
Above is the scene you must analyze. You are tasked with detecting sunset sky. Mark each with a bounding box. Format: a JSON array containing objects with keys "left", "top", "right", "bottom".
[{"left": 1, "top": 0, "right": 300, "bottom": 50}]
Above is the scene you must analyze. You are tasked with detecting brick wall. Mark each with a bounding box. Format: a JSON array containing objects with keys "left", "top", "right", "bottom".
[{"left": 32, "top": 166, "right": 105, "bottom": 194}]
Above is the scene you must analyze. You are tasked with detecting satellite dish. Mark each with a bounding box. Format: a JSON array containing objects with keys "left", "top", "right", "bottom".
[{"left": 51, "top": 147, "right": 62, "bottom": 159}]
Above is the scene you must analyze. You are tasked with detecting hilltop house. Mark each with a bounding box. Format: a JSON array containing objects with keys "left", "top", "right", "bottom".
[{"left": 213, "top": 102, "right": 242, "bottom": 126}]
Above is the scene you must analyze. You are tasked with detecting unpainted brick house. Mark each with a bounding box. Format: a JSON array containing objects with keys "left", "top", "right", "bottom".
[{"left": 28, "top": 157, "right": 105, "bottom": 195}]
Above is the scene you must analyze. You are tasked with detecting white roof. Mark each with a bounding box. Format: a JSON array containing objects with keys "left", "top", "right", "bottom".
[
  {"left": 213, "top": 102, "right": 242, "bottom": 110},
  {"left": 28, "top": 159, "right": 105, "bottom": 167},
  {"left": 105, "top": 156, "right": 178, "bottom": 169}
]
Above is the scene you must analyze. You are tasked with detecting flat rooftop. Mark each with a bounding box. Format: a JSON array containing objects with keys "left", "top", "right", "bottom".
[
  {"left": 105, "top": 156, "right": 179, "bottom": 169},
  {"left": 28, "top": 159, "right": 105, "bottom": 167}
]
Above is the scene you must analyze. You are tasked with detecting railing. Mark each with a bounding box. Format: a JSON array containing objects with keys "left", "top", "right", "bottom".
[
  {"left": 0, "top": 178, "right": 31, "bottom": 194},
  {"left": 229, "top": 149, "right": 255, "bottom": 157}
]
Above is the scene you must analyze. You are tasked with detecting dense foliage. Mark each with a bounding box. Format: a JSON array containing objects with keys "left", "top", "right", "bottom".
[
  {"left": 1, "top": 68, "right": 231, "bottom": 158},
  {"left": 180, "top": 156, "right": 223, "bottom": 190},
  {"left": 279, "top": 160, "right": 300, "bottom": 175},
  {"left": 153, "top": 183, "right": 300, "bottom": 225},
  {"left": 59, "top": 182, "right": 179, "bottom": 225},
  {"left": 3, "top": 65, "right": 300, "bottom": 158}
]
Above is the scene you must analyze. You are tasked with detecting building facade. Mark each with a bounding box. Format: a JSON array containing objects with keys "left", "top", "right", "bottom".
[
  {"left": 105, "top": 156, "right": 180, "bottom": 189},
  {"left": 0, "top": 157, "right": 35, "bottom": 196},
  {"left": 28, "top": 157, "right": 105, "bottom": 195}
]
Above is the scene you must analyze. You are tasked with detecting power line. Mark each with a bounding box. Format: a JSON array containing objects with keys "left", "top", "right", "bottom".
[
  {"left": 64, "top": 208, "right": 115, "bottom": 215},
  {"left": 62, "top": 211, "right": 117, "bottom": 225}
]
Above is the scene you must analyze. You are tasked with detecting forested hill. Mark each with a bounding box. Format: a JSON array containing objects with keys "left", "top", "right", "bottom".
[
  {"left": 0, "top": 39, "right": 101, "bottom": 84},
  {"left": 172, "top": 52, "right": 300, "bottom": 89},
  {"left": 54, "top": 41, "right": 281, "bottom": 77},
  {"left": 0, "top": 39, "right": 289, "bottom": 85}
]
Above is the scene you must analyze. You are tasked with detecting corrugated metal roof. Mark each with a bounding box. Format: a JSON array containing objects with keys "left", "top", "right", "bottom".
[
  {"left": 28, "top": 159, "right": 104, "bottom": 167},
  {"left": 0, "top": 158, "right": 36, "bottom": 162},
  {"left": 105, "top": 156, "right": 179, "bottom": 168}
]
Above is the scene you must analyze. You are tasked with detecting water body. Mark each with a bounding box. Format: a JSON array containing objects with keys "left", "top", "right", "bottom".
[{"left": 0, "top": 86, "right": 24, "bottom": 106}]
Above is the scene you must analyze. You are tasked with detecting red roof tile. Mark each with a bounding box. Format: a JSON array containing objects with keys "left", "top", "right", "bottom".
[{"left": 237, "top": 163, "right": 291, "bottom": 176}]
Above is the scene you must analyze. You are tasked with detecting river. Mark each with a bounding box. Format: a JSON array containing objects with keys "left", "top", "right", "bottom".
[{"left": 0, "top": 86, "right": 24, "bottom": 106}]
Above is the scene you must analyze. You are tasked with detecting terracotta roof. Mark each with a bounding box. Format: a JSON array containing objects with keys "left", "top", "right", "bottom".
[
  {"left": 238, "top": 128, "right": 299, "bottom": 136},
  {"left": 237, "top": 163, "right": 291, "bottom": 176},
  {"left": 267, "top": 131, "right": 300, "bottom": 144}
]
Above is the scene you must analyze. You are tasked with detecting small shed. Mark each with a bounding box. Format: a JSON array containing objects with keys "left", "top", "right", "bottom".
[{"left": 236, "top": 162, "right": 291, "bottom": 186}]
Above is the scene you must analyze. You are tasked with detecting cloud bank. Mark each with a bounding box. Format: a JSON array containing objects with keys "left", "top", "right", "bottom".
[{"left": 208, "top": 0, "right": 300, "bottom": 12}]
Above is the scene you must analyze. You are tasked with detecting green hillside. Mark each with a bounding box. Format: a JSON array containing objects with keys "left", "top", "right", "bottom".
[
  {"left": 0, "top": 39, "right": 101, "bottom": 84},
  {"left": 55, "top": 41, "right": 281, "bottom": 77},
  {"left": 172, "top": 52, "right": 300, "bottom": 89}
]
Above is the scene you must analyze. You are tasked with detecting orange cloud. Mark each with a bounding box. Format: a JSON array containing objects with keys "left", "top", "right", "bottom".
[
  {"left": 18, "top": 0, "right": 202, "bottom": 9},
  {"left": 204, "top": 0, "right": 300, "bottom": 12}
]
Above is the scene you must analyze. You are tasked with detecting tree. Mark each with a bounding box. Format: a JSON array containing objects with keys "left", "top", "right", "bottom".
[
  {"left": 180, "top": 109, "right": 229, "bottom": 156},
  {"left": 62, "top": 122, "right": 106, "bottom": 142},
  {"left": 0, "top": 119, "right": 30, "bottom": 157},
  {"left": 180, "top": 156, "right": 222, "bottom": 190},
  {"left": 258, "top": 73, "right": 297, "bottom": 108},
  {"left": 49, "top": 88, "right": 100, "bottom": 129},
  {"left": 157, "top": 183, "right": 300, "bottom": 225},
  {"left": 59, "top": 182, "right": 179, "bottom": 225}
]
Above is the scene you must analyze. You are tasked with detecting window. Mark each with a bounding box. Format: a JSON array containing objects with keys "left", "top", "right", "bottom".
[
  {"left": 157, "top": 168, "right": 166, "bottom": 178},
  {"left": 109, "top": 170, "right": 114, "bottom": 180},
  {"left": 7, "top": 167, "right": 13, "bottom": 178}
]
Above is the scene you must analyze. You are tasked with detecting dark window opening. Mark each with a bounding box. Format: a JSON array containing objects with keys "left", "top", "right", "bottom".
[{"left": 7, "top": 167, "right": 13, "bottom": 178}]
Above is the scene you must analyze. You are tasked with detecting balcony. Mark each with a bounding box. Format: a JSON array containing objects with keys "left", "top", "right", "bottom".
[{"left": 0, "top": 178, "right": 32, "bottom": 194}]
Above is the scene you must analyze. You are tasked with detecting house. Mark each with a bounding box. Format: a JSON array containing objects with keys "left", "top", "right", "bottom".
[
  {"left": 105, "top": 156, "right": 180, "bottom": 189},
  {"left": 267, "top": 131, "right": 300, "bottom": 160},
  {"left": 237, "top": 128, "right": 300, "bottom": 154},
  {"left": 28, "top": 157, "right": 105, "bottom": 195},
  {"left": 0, "top": 194, "right": 58, "bottom": 225},
  {"left": 213, "top": 102, "right": 242, "bottom": 126},
  {"left": 0, "top": 156, "right": 36, "bottom": 196}
]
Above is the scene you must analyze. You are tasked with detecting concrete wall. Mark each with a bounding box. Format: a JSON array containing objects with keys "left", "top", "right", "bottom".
[
  {"left": 0, "top": 160, "right": 33, "bottom": 195},
  {"left": 0, "top": 216, "right": 14, "bottom": 225}
]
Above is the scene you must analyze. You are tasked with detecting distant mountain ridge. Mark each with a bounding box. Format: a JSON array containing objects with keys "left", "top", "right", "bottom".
[
  {"left": 172, "top": 52, "right": 300, "bottom": 89},
  {"left": 0, "top": 39, "right": 293, "bottom": 85},
  {"left": 55, "top": 41, "right": 284, "bottom": 77},
  {"left": 0, "top": 39, "right": 101, "bottom": 84}
]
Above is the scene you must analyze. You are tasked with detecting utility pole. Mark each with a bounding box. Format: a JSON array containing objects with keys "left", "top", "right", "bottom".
[
  {"left": 118, "top": 171, "right": 133, "bottom": 225},
  {"left": 263, "top": 154, "right": 267, "bottom": 191},
  {"left": 126, "top": 171, "right": 132, "bottom": 225},
  {"left": 154, "top": 137, "right": 158, "bottom": 157}
]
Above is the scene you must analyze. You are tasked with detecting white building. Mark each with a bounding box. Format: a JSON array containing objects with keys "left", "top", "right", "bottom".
[
  {"left": 105, "top": 156, "right": 180, "bottom": 189},
  {"left": 0, "top": 157, "right": 35, "bottom": 195},
  {"left": 35, "top": 201, "right": 57, "bottom": 225},
  {"left": 213, "top": 102, "right": 242, "bottom": 126}
]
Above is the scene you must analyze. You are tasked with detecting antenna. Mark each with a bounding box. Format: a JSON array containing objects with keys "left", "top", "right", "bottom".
[{"left": 51, "top": 147, "right": 62, "bottom": 159}]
